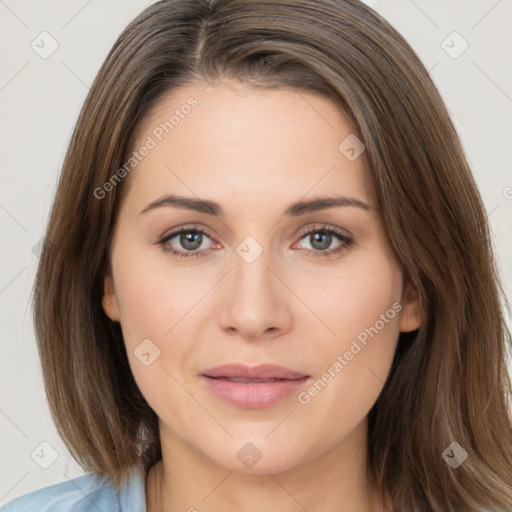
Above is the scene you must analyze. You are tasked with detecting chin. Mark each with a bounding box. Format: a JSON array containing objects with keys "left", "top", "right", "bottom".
[{"left": 202, "top": 435, "right": 312, "bottom": 475}]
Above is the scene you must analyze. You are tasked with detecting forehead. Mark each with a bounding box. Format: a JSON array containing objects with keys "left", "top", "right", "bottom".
[{"left": 122, "top": 79, "right": 373, "bottom": 214}]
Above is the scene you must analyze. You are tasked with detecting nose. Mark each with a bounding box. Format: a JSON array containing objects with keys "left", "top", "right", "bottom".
[{"left": 218, "top": 242, "right": 292, "bottom": 341}]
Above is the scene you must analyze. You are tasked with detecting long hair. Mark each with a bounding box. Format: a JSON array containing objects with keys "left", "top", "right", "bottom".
[{"left": 33, "top": 0, "right": 512, "bottom": 510}]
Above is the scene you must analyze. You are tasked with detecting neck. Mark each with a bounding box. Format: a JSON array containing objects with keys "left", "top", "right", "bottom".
[{"left": 146, "top": 417, "right": 387, "bottom": 512}]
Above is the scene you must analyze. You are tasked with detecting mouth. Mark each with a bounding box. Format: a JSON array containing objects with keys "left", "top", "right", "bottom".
[
  {"left": 200, "top": 363, "right": 311, "bottom": 409},
  {"left": 210, "top": 377, "right": 285, "bottom": 383},
  {"left": 202, "top": 363, "right": 309, "bottom": 380}
]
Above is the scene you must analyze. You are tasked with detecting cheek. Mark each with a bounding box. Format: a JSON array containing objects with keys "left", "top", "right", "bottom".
[
  {"left": 110, "top": 251, "right": 193, "bottom": 415},
  {"left": 340, "top": 262, "right": 400, "bottom": 334},
  {"left": 295, "top": 256, "right": 403, "bottom": 425},
  {"left": 111, "top": 238, "right": 205, "bottom": 340},
  {"left": 109, "top": 240, "right": 213, "bottom": 398},
  {"left": 298, "top": 248, "right": 403, "bottom": 350}
]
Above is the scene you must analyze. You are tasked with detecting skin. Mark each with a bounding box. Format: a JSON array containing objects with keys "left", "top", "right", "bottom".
[{"left": 102, "top": 79, "right": 422, "bottom": 512}]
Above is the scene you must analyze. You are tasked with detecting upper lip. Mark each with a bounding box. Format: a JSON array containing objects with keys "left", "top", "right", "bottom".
[{"left": 202, "top": 363, "right": 309, "bottom": 380}]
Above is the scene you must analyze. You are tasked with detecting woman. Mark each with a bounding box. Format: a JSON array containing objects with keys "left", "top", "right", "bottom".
[{"left": 2, "top": 0, "right": 511, "bottom": 511}]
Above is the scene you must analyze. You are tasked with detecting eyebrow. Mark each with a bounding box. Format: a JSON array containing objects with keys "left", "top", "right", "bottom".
[{"left": 139, "top": 194, "right": 372, "bottom": 217}]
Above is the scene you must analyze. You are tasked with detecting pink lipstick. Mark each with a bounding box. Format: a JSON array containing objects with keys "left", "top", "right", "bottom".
[{"left": 201, "top": 363, "right": 310, "bottom": 409}]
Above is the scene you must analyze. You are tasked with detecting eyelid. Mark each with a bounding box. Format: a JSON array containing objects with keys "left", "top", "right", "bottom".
[
  {"left": 158, "top": 223, "right": 215, "bottom": 241},
  {"left": 295, "top": 222, "right": 353, "bottom": 240}
]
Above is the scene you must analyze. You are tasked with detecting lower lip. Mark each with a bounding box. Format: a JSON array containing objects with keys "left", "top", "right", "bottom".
[{"left": 201, "top": 376, "right": 310, "bottom": 409}]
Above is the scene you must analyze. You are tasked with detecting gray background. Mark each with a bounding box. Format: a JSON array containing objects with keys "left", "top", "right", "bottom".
[{"left": 1, "top": 0, "right": 511, "bottom": 504}]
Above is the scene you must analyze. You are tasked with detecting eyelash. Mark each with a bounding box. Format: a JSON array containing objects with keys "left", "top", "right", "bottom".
[{"left": 157, "top": 223, "right": 353, "bottom": 260}]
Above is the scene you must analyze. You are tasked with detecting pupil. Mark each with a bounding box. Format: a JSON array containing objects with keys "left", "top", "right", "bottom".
[
  {"left": 312, "top": 231, "right": 331, "bottom": 250},
  {"left": 181, "top": 231, "right": 202, "bottom": 250}
]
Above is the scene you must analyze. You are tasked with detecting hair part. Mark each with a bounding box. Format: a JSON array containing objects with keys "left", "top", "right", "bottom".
[{"left": 33, "top": 0, "right": 512, "bottom": 510}]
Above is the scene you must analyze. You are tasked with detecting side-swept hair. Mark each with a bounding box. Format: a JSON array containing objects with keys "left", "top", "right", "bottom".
[{"left": 33, "top": 0, "right": 512, "bottom": 510}]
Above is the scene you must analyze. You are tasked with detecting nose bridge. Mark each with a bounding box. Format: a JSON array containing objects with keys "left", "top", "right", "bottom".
[
  {"left": 219, "top": 232, "right": 290, "bottom": 338},
  {"left": 232, "top": 233, "right": 277, "bottom": 303}
]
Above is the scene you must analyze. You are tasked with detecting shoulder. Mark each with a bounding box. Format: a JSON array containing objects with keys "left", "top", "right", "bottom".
[
  {"left": 0, "top": 465, "right": 146, "bottom": 512},
  {"left": 0, "top": 472, "right": 116, "bottom": 512}
]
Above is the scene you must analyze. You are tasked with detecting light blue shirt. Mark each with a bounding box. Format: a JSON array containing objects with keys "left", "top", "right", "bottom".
[
  {"left": 0, "top": 466, "right": 489, "bottom": 512},
  {"left": 0, "top": 464, "right": 146, "bottom": 511}
]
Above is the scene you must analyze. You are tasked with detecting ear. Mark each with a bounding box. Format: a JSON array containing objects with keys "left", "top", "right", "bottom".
[
  {"left": 102, "top": 274, "right": 120, "bottom": 321},
  {"left": 399, "top": 279, "right": 423, "bottom": 332}
]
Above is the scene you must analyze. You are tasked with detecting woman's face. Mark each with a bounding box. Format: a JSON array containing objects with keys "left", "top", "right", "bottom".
[{"left": 103, "top": 79, "right": 421, "bottom": 474}]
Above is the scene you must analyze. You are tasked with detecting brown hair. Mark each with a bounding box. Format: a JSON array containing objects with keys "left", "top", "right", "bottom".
[{"left": 33, "top": 0, "right": 512, "bottom": 510}]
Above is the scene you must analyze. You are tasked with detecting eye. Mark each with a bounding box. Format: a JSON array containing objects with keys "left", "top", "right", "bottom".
[
  {"left": 293, "top": 224, "right": 353, "bottom": 258},
  {"left": 157, "top": 224, "right": 217, "bottom": 260}
]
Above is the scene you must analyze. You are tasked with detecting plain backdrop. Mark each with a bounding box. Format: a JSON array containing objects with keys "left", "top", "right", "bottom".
[{"left": 1, "top": 0, "right": 511, "bottom": 504}]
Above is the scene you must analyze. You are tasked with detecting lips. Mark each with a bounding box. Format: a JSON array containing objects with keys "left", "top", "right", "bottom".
[
  {"left": 200, "top": 363, "right": 311, "bottom": 409},
  {"left": 201, "top": 363, "right": 309, "bottom": 381}
]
